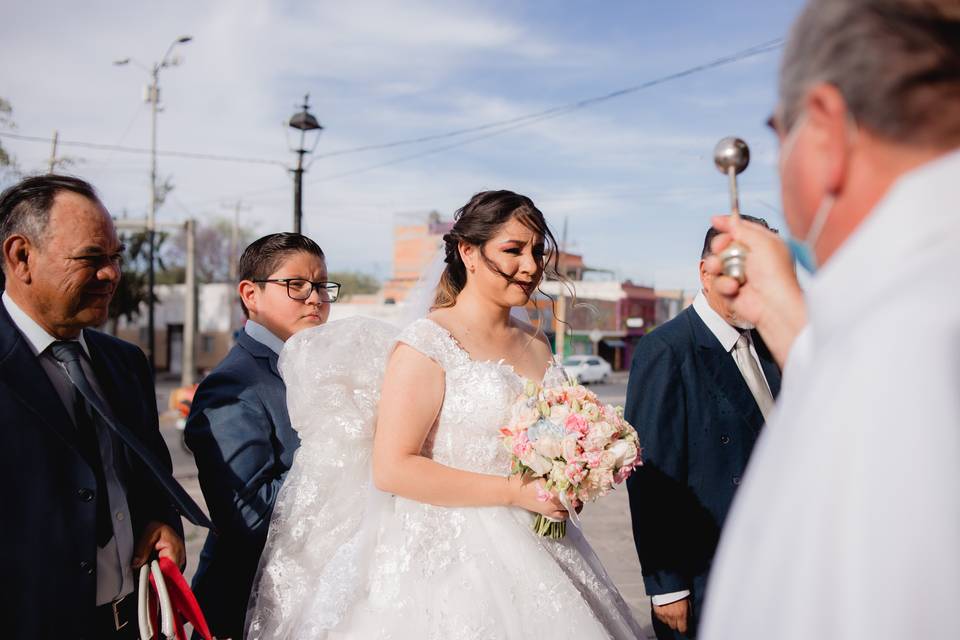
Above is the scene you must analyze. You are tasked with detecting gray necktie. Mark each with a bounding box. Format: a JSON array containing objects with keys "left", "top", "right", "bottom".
[{"left": 732, "top": 333, "right": 774, "bottom": 419}]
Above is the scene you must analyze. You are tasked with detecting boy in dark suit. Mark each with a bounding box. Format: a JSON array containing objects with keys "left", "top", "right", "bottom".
[
  {"left": 186, "top": 233, "right": 335, "bottom": 639},
  {"left": 625, "top": 216, "right": 781, "bottom": 639}
]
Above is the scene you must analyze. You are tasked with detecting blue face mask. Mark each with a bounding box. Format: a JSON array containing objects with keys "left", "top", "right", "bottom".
[
  {"left": 786, "top": 192, "right": 835, "bottom": 274},
  {"left": 787, "top": 237, "right": 818, "bottom": 274}
]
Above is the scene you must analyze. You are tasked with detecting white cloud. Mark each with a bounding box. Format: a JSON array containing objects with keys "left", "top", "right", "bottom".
[{"left": 1, "top": 0, "right": 791, "bottom": 290}]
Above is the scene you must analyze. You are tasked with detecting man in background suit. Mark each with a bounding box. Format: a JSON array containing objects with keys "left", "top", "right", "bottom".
[
  {"left": 0, "top": 175, "right": 209, "bottom": 639},
  {"left": 625, "top": 215, "right": 781, "bottom": 639},
  {"left": 186, "top": 233, "right": 332, "bottom": 639}
]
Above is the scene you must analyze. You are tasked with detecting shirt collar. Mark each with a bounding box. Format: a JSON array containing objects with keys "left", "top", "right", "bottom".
[
  {"left": 1, "top": 291, "right": 91, "bottom": 358},
  {"left": 244, "top": 319, "right": 285, "bottom": 355},
  {"left": 692, "top": 290, "right": 742, "bottom": 353}
]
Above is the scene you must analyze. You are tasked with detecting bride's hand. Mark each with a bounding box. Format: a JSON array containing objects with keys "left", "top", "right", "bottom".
[{"left": 507, "top": 475, "right": 569, "bottom": 520}]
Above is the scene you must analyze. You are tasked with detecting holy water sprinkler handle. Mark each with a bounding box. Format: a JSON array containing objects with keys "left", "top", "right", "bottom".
[{"left": 713, "top": 137, "right": 750, "bottom": 283}]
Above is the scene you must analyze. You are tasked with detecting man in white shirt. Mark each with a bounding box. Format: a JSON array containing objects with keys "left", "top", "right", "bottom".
[
  {"left": 624, "top": 215, "right": 781, "bottom": 639},
  {"left": 700, "top": 1, "right": 960, "bottom": 638}
]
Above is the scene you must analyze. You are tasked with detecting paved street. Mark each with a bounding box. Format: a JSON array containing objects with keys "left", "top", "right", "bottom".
[{"left": 157, "top": 373, "right": 654, "bottom": 637}]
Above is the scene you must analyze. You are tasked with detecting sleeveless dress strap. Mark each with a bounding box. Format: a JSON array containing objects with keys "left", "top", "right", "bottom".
[{"left": 395, "top": 318, "right": 469, "bottom": 371}]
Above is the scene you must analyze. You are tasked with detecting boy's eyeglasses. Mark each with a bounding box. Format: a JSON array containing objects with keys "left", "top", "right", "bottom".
[{"left": 253, "top": 279, "right": 341, "bottom": 302}]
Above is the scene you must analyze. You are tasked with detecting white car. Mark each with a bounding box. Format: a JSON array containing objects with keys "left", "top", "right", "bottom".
[{"left": 562, "top": 355, "right": 612, "bottom": 385}]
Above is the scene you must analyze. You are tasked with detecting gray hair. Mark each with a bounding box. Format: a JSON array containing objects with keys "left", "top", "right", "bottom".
[
  {"left": 779, "top": 0, "right": 960, "bottom": 147},
  {"left": 0, "top": 174, "right": 100, "bottom": 272}
]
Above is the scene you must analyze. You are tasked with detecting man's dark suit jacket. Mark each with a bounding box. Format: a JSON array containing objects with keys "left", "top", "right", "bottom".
[
  {"left": 0, "top": 299, "right": 183, "bottom": 640},
  {"left": 185, "top": 329, "right": 299, "bottom": 639},
  {"left": 625, "top": 305, "right": 781, "bottom": 639}
]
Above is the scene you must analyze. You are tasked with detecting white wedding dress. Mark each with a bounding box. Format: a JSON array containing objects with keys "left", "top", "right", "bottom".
[{"left": 246, "top": 317, "right": 643, "bottom": 639}]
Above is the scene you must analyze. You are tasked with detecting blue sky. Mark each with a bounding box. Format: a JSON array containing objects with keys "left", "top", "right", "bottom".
[{"left": 1, "top": 0, "right": 806, "bottom": 289}]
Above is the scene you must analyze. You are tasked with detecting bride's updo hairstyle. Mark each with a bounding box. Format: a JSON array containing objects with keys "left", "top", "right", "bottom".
[{"left": 434, "top": 190, "right": 561, "bottom": 309}]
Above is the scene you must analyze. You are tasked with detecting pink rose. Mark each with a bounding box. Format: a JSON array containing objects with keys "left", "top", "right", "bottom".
[
  {"left": 536, "top": 485, "right": 554, "bottom": 502},
  {"left": 512, "top": 432, "right": 533, "bottom": 458},
  {"left": 584, "top": 450, "right": 604, "bottom": 469},
  {"left": 564, "top": 462, "right": 587, "bottom": 484},
  {"left": 564, "top": 413, "right": 590, "bottom": 437}
]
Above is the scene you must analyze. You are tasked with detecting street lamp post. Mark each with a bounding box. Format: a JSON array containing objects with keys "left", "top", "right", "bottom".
[
  {"left": 115, "top": 35, "right": 192, "bottom": 372},
  {"left": 287, "top": 94, "right": 322, "bottom": 234}
]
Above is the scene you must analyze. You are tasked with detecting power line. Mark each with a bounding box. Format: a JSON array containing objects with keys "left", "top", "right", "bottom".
[
  {"left": 310, "top": 37, "right": 784, "bottom": 160},
  {"left": 0, "top": 131, "right": 287, "bottom": 167},
  {"left": 4, "top": 36, "right": 784, "bottom": 208},
  {"left": 303, "top": 38, "right": 785, "bottom": 184},
  {"left": 194, "top": 36, "right": 785, "bottom": 204},
  {"left": 5, "top": 37, "right": 784, "bottom": 177}
]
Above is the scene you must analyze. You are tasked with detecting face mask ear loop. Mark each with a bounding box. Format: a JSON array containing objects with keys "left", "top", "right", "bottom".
[
  {"left": 806, "top": 112, "right": 859, "bottom": 250},
  {"left": 804, "top": 192, "right": 834, "bottom": 253}
]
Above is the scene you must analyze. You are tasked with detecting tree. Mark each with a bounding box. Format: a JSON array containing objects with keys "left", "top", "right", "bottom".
[
  {"left": 161, "top": 216, "right": 256, "bottom": 284},
  {"left": 329, "top": 271, "right": 381, "bottom": 300},
  {"left": 107, "top": 230, "right": 170, "bottom": 333},
  {"left": 0, "top": 97, "right": 19, "bottom": 180}
]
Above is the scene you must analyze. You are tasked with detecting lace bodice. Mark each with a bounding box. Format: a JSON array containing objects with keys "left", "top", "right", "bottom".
[{"left": 396, "top": 318, "right": 531, "bottom": 475}]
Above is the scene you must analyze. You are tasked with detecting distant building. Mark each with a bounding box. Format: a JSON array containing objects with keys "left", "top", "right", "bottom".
[
  {"left": 535, "top": 279, "right": 656, "bottom": 370},
  {"left": 113, "top": 213, "right": 697, "bottom": 378},
  {"left": 381, "top": 211, "right": 452, "bottom": 303},
  {"left": 114, "top": 283, "right": 244, "bottom": 375},
  {"left": 654, "top": 289, "right": 694, "bottom": 325}
]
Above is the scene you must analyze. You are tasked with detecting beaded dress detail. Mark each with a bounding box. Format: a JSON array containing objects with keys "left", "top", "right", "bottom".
[{"left": 247, "top": 317, "right": 642, "bottom": 639}]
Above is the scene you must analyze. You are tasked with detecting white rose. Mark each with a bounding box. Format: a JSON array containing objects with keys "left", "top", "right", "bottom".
[
  {"left": 549, "top": 403, "right": 570, "bottom": 423},
  {"left": 535, "top": 436, "right": 563, "bottom": 460},
  {"left": 522, "top": 451, "right": 553, "bottom": 476},
  {"left": 599, "top": 449, "right": 617, "bottom": 470},
  {"left": 608, "top": 440, "right": 639, "bottom": 469},
  {"left": 582, "top": 403, "right": 601, "bottom": 421},
  {"left": 549, "top": 460, "right": 568, "bottom": 485},
  {"left": 598, "top": 421, "right": 617, "bottom": 439},
  {"left": 561, "top": 435, "right": 581, "bottom": 462}
]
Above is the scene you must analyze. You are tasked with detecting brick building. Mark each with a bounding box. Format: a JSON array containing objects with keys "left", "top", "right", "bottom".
[{"left": 381, "top": 211, "right": 453, "bottom": 303}]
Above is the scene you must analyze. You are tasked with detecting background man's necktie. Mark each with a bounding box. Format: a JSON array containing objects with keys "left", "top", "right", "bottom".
[
  {"left": 732, "top": 332, "right": 775, "bottom": 419},
  {"left": 50, "top": 340, "right": 214, "bottom": 530}
]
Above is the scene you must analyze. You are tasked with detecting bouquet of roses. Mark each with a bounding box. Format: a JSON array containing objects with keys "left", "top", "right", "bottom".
[{"left": 499, "top": 376, "right": 642, "bottom": 539}]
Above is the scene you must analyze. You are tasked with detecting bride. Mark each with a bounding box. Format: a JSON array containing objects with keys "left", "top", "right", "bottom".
[{"left": 246, "top": 190, "right": 643, "bottom": 639}]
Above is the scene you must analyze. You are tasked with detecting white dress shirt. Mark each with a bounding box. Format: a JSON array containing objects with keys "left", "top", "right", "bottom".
[
  {"left": 244, "top": 319, "right": 285, "bottom": 355},
  {"left": 701, "top": 149, "right": 960, "bottom": 639},
  {"left": 649, "top": 291, "right": 774, "bottom": 607},
  {"left": 692, "top": 291, "right": 773, "bottom": 399},
  {"left": 2, "top": 292, "right": 135, "bottom": 604}
]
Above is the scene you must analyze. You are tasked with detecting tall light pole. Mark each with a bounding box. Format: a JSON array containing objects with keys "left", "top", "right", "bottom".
[
  {"left": 115, "top": 35, "right": 192, "bottom": 372},
  {"left": 287, "top": 94, "right": 322, "bottom": 234}
]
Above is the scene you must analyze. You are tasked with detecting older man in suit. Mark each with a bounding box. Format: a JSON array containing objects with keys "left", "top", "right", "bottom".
[
  {"left": 624, "top": 215, "right": 781, "bottom": 639},
  {"left": 0, "top": 175, "right": 211, "bottom": 639},
  {"left": 185, "top": 233, "right": 331, "bottom": 639}
]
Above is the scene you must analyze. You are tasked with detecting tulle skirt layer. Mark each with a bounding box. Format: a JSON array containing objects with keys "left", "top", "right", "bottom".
[{"left": 325, "top": 498, "right": 641, "bottom": 640}]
